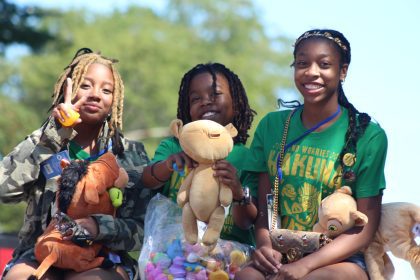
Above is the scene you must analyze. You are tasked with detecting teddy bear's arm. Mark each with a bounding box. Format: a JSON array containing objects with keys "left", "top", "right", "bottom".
[{"left": 177, "top": 171, "right": 194, "bottom": 207}]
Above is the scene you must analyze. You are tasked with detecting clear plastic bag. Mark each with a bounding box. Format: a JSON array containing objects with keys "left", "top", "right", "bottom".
[{"left": 139, "top": 193, "right": 253, "bottom": 280}]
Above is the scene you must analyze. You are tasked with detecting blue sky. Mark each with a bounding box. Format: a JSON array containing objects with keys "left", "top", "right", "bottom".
[{"left": 11, "top": 0, "right": 420, "bottom": 278}]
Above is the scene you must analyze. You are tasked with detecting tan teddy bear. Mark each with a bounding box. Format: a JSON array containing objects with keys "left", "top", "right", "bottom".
[
  {"left": 364, "top": 202, "right": 420, "bottom": 280},
  {"left": 313, "top": 186, "right": 368, "bottom": 238},
  {"left": 170, "top": 119, "right": 237, "bottom": 248},
  {"left": 313, "top": 186, "right": 420, "bottom": 280}
]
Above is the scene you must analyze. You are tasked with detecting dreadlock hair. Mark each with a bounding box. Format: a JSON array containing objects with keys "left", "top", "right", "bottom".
[
  {"left": 293, "top": 29, "right": 371, "bottom": 185},
  {"left": 176, "top": 62, "right": 256, "bottom": 144},
  {"left": 50, "top": 48, "right": 125, "bottom": 156}
]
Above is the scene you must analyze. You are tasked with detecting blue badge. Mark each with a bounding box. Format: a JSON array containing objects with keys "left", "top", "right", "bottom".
[{"left": 40, "top": 150, "right": 70, "bottom": 180}]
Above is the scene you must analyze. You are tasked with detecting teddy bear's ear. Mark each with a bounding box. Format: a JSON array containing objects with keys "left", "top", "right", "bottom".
[
  {"left": 170, "top": 119, "right": 183, "bottom": 138},
  {"left": 225, "top": 123, "right": 238, "bottom": 138},
  {"left": 351, "top": 210, "right": 368, "bottom": 227}
]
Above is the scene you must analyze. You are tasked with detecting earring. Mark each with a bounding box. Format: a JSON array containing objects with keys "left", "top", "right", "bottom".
[{"left": 340, "top": 78, "right": 345, "bottom": 84}]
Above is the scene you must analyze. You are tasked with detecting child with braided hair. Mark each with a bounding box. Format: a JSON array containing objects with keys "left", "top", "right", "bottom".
[
  {"left": 0, "top": 48, "right": 152, "bottom": 280},
  {"left": 235, "top": 29, "right": 388, "bottom": 280},
  {"left": 142, "top": 62, "right": 258, "bottom": 246}
]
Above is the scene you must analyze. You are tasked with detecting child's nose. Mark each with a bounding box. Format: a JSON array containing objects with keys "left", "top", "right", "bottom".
[
  {"left": 88, "top": 87, "right": 101, "bottom": 99},
  {"left": 305, "top": 63, "right": 320, "bottom": 77},
  {"left": 202, "top": 94, "right": 214, "bottom": 105}
]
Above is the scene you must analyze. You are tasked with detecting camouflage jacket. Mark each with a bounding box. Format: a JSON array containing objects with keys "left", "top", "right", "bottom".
[{"left": 0, "top": 117, "right": 152, "bottom": 263}]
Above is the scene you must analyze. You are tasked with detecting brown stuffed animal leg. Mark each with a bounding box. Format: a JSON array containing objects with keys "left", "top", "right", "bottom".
[
  {"left": 183, "top": 202, "right": 198, "bottom": 244},
  {"left": 29, "top": 251, "right": 59, "bottom": 280},
  {"left": 365, "top": 239, "right": 394, "bottom": 280},
  {"left": 202, "top": 206, "right": 225, "bottom": 247}
]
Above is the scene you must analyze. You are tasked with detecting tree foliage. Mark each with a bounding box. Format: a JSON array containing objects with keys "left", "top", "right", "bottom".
[
  {"left": 0, "top": 0, "right": 297, "bottom": 233},
  {"left": 0, "top": 0, "right": 54, "bottom": 54}
]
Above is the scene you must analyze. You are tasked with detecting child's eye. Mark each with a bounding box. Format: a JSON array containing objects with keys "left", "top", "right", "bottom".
[
  {"left": 320, "top": 62, "right": 331, "bottom": 68},
  {"left": 103, "top": 88, "right": 114, "bottom": 95},
  {"left": 295, "top": 61, "right": 308, "bottom": 68},
  {"left": 189, "top": 96, "right": 200, "bottom": 104},
  {"left": 80, "top": 83, "right": 91, "bottom": 89}
]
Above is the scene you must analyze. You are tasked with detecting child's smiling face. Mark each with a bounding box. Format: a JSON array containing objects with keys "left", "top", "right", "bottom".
[{"left": 188, "top": 72, "right": 235, "bottom": 126}]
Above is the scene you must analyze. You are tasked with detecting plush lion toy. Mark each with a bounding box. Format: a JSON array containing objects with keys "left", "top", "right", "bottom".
[
  {"left": 29, "top": 152, "right": 128, "bottom": 280},
  {"left": 313, "top": 186, "right": 368, "bottom": 238},
  {"left": 313, "top": 186, "right": 420, "bottom": 280},
  {"left": 364, "top": 202, "right": 420, "bottom": 280},
  {"left": 170, "top": 119, "right": 237, "bottom": 248}
]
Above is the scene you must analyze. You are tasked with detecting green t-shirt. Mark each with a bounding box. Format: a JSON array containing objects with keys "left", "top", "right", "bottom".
[
  {"left": 151, "top": 137, "right": 257, "bottom": 246},
  {"left": 244, "top": 107, "right": 387, "bottom": 231}
]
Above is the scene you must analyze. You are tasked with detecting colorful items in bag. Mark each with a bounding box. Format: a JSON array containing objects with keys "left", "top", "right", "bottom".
[{"left": 143, "top": 238, "right": 250, "bottom": 280}]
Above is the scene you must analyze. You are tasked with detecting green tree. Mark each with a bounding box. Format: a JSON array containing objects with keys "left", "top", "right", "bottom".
[{"left": 0, "top": 0, "right": 54, "bottom": 54}]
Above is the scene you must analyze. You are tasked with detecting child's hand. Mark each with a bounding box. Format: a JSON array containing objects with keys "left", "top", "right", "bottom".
[
  {"left": 268, "top": 261, "right": 310, "bottom": 280},
  {"left": 52, "top": 78, "right": 86, "bottom": 127},
  {"left": 251, "top": 245, "right": 282, "bottom": 275},
  {"left": 166, "top": 151, "right": 197, "bottom": 172},
  {"left": 212, "top": 160, "right": 242, "bottom": 200}
]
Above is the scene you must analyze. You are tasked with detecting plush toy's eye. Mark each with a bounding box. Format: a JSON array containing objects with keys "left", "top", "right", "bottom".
[
  {"left": 209, "top": 133, "right": 220, "bottom": 138},
  {"left": 328, "top": 225, "right": 338, "bottom": 232}
]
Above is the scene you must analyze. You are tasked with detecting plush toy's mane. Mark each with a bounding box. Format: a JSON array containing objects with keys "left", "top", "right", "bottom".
[{"left": 58, "top": 160, "right": 89, "bottom": 214}]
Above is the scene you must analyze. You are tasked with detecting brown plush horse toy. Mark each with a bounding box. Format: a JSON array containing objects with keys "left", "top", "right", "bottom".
[{"left": 29, "top": 152, "right": 128, "bottom": 280}]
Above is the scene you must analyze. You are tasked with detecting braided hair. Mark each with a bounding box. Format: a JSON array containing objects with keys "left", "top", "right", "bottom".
[
  {"left": 177, "top": 63, "right": 256, "bottom": 144},
  {"left": 50, "top": 48, "right": 125, "bottom": 155},
  {"left": 293, "top": 29, "right": 371, "bottom": 185}
]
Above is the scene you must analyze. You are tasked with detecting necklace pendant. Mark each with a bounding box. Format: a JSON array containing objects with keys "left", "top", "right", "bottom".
[{"left": 343, "top": 153, "right": 356, "bottom": 167}]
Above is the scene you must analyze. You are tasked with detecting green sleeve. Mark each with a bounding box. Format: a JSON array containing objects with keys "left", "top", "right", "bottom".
[
  {"left": 354, "top": 125, "right": 388, "bottom": 198},
  {"left": 151, "top": 137, "right": 181, "bottom": 164},
  {"left": 244, "top": 115, "right": 269, "bottom": 173}
]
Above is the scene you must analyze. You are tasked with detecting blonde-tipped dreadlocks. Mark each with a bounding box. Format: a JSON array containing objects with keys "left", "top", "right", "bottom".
[{"left": 51, "top": 48, "right": 125, "bottom": 153}]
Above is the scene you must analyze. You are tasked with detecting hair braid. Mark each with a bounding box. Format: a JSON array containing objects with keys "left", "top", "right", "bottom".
[
  {"left": 50, "top": 48, "right": 125, "bottom": 155},
  {"left": 177, "top": 62, "right": 256, "bottom": 144}
]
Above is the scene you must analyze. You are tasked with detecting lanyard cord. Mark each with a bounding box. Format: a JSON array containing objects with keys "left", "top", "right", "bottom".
[
  {"left": 276, "top": 106, "right": 341, "bottom": 179},
  {"left": 69, "top": 140, "right": 113, "bottom": 162},
  {"left": 84, "top": 141, "right": 112, "bottom": 161}
]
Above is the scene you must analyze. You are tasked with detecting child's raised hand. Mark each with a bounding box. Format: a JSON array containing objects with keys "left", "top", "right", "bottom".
[
  {"left": 166, "top": 151, "right": 197, "bottom": 173},
  {"left": 52, "top": 78, "right": 86, "bottom": 127},
  {"left": 212, "top": 160, "right": 242, "bottom": 200}
]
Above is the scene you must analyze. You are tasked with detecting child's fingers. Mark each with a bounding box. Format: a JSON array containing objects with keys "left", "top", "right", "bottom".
[
  {"left": 72, "top": 95, "right": 87, "bottom": 111},
  {"left": 180, "top": 153, "right": 196, "bottom": 168},
  {"left": 173, "top": 156, "right": 185, "bottom": 171},
  {"left": 261, "top": 250, "right": 279, "bottom": 273},
  {"left": 253, "top": 249, "right": 279, "bottom": 274},
  {"left": 52, "top": 107, "right": 65, "bottom": 122},
  {"left": 63, "top": 78, "right": 73, "bottom": 104}
]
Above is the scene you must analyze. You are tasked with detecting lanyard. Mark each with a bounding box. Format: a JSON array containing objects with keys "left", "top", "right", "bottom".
[
  {"left": 69, "top": 140, "right": 112, "bottom": 162},
  {"left": 276, "top": 106, "right": 341, "bottom": 179}
]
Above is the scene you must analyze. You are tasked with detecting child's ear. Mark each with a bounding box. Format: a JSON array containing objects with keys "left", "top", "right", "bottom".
[
  {"left": 225, "top": 123, "right": 238, "bottom": 138},
  {"left": 340, "top": 64, "right": 349, "bottom": 82},
  {"left": 170, "top": 119, "right": 183, "bottom": 138}
]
